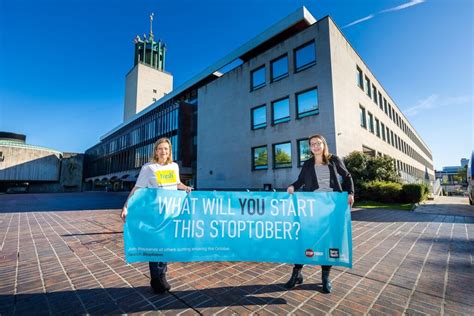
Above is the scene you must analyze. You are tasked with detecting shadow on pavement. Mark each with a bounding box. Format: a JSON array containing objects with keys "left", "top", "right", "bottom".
[
  {"left": 0, "top": 284, "right": 309, "bottom": 314},
  {"left": 351, "top": 208, "right": 474, "bottom": 223}
]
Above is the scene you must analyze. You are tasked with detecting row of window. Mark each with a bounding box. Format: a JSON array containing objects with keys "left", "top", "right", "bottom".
[
  {"left": 87, "top": 135, "right": 179, "bottom": 177},
  {"left": 91, "top": 108, "right": 179, "bottom": 158},
  {"left": 374, "top": 150, "right": 426, "bottom": 180},
  {"left": 356, "top": 66, "right": 432, "bottom": 160},
  {"left": 251, "top": 41, "right": 316, "bottom": 91},
  {"left": 251, "top": 88, "right": 319, "bottom": 129},
  {"left": 360, "top": 105, "right": 433, "bottom": 169},
  {"left": 252, "top": 139, "right": 311, "bottom": 170}
]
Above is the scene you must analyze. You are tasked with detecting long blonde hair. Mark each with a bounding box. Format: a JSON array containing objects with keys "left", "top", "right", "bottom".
[
  {"left": 309, "top": 134, "right": 332, "bottom": 165},
  {"left": 150, "top": 137, "right": 173, "bottom": 164}
]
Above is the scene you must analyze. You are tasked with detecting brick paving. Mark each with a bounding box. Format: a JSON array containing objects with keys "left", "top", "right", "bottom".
[{"left": 0, "top": 194, "right": 473, "bottom": 315}]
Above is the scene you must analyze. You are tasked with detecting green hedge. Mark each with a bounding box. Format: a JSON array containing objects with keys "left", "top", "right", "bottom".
[
  {"left": 401, "top": 183, "right": 429, "bottom": 203},
  {"left": 359, "top": 181, "right": 428, "bottom": 203},
  {"left": 361, "top": 181, "right": 402, "bottom": 203}
]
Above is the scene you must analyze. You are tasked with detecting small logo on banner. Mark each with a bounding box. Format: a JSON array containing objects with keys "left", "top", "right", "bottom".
[
  {"left": 329, "top": 248, "right": 340, "bottom": 258},
  {"left": 305, "top": 249, "right": 314, "bottom": 258}
]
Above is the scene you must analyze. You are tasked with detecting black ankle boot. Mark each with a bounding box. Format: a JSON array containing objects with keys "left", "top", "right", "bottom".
[
  {"left": 285, "top": 267, "right": 303, "bottom": 289},
  {"left": 321, "top": 270, "right": 332, "bottom": 293},
  {"left": 150, "top": 273, "right": 171, "bottom": 294}
]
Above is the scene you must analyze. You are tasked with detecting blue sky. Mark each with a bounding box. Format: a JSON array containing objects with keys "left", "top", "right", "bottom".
[{"left": 0, "top": 0, "right": 472, "bottom": 170}]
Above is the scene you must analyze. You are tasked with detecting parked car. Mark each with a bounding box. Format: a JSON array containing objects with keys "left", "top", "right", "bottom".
[{"left": 468, "top": 151, "right": 474, "bottom": 205}]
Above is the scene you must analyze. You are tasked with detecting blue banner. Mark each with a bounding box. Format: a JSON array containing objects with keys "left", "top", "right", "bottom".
[{"left": 124, "top": 189, "right": 352, "bottom": 267}]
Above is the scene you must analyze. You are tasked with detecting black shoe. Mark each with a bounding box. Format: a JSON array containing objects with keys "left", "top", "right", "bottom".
[
  {"left": 150, "top": 273, "right": 171, "bottom": 294},
  {"left": 285, "top": 267, "right": 303, "bottom": 289},
  {"left": 321, "top": 270, "right": 332, "bottom": 294}
]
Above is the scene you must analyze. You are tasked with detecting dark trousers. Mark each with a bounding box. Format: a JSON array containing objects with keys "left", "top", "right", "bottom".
[
  {"left": 149, "top": 262, "right": 167, "bottom": 279},
  {"left": 294, "top": 264, "right": 331, "bottom": 272}
]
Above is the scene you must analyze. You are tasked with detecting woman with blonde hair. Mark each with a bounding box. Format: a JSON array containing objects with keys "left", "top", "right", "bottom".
[
  {"left": 121, "top": 137, "right": 192, "bottom": 294},
  {"left": 285, "top": 134, "right": 354, "bottom": 293}
]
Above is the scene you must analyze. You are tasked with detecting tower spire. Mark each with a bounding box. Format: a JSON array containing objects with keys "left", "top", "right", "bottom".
[{"left": 149, "top": 13, "right": 154, "bottom": 40}]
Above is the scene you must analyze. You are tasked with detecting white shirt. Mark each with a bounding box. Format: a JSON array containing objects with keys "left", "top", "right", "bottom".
[{"left": 135, "top": 162, "right": 181, "bottom": 190}]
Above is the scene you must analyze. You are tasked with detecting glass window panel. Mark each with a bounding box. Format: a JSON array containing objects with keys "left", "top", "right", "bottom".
[
  {"left": 356, "top": 67, "right": 363, "bottom": 88},
  {"left": 368, "top": 112, "right": 374, "bottom": 133},
  {"left": 298, "top": 139, "right": 311, "bottom": 166},
  {"left": 252, "top": 146, "right": 268, "bottom": 170},
  {"left": 252, "top": 105, "right": 266, "bottom": 129},
  {"left": 274, "top": 142, "right": 292, "bottom": 168},
  {"left": 272, "top": 98, "right": 290, "bottom": 124},
  {"left": 251, "top": 66, "right": 265, "bottom": 90},
  {"left": 271, "top": 55, "right": 288, "bottom": 81},
  {"left": 295, "top": 42, "right": 316, "bottom": 71},
  {"left": 365, "top": 76, "right": 371, "bottom": 97},
  {"left": 359, "top": 106, "right": 366, "bottom": 128},
  {"left": 297, "top": 88, "right": 319, "bottom": 118}
]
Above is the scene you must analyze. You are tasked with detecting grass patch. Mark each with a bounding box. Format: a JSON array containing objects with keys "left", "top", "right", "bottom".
[{"left": 354, "top": 200, "right": 414, "bottom": 211}]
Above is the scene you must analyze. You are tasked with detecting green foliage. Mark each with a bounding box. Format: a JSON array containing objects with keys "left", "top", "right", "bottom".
[
  {"left": 275, "top": 148, "right": 291, "bottom": 166},
  {"left": 344, "top": 151, "right": 400, "bottom": 197},
  {"left": 254, "top": 150, "right": 267, "bottom": 167},
  {"left": 402, "top": 183, "right": 429, "bottom": 203},
  {"left": 361, "top": 181, "right": 402, "bottom": 203}
]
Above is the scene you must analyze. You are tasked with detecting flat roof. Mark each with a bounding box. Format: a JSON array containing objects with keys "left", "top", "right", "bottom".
[
  {"left": 0, "top": 140, "right": 62, "bottom": 154},
  {"left": 100, "top": 6, "right": 316, "bottom": 141}
]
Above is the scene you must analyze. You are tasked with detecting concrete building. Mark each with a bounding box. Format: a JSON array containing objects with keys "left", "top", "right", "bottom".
[
  {"left": 197, "top": 8, "right": 434, "bottom": 189},
  {"left": 84, "top": 7, "right": 434, "bottom": 190},
  {"left": 0, "top": 132, "right": 83, "bottom": 192}
]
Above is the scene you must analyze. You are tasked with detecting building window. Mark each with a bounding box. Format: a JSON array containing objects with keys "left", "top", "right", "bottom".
[
  {"left": 294, "top": 41, "right": 316, "bottom": 72},
  {"left": 372, "top": 85, "right": 377, "bottom": 104},
  {"left": 296, "top": 88, "right": 319, "bottom": 118},
  {"left": 384, "top": 98, "right": 388, "bottom": 114},
  {"left": 381, "top": 123, "right": 386, "bottom": 141},
  {"left": 365, "top": 76, "right": 371, "bottom": 97},
  {"left": 378, "top": 92, "right": 383, "bottom": 110},
  {"left": 297, "top": 139, "right": 311, "bottom": 167},
  {"left": 386, "top": 127, "right": 391, "bottom": 144},
  {"left": 388, "top": 103, "right": 393, "bottom": 119},
  {"left": 375, "top": 118, "right": 380, "bottom": 137},
  {"left": 251, "top": 105, "right": 266, "bottom": 130},
  {"left": 368, "top": 112, "right": 374, "bottom": 133},
  {"left": 273, "top": 142, "right": 292, "bottom": 168},
  {"left": 356, "top": 67, "right": 363, "bottom": 89},
  {"left": 251, "top": 66, "right": 266, "bottom": 90},
  {"left": 272, "top": 97, "right": 290, "bottom": 124},
  {"left": 271, "top": 55, "right": 288, "bottom": 82},
  {"left": 359, "top": 105, "right": 367, "bottom": 128},
  {"left": 252, "top": 146, "right": 268, "bottom": 170},
  {"left": 390, "top": 130, "right": 394, "bottom": 146}
]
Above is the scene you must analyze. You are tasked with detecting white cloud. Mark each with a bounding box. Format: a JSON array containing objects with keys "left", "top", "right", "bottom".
[
  {"left": 380, "top": 0, "right": 426, "bottom": 13},
  {"left": 343, "top": 0, "right": 426, "bottom": 28},
  {"left": 343, "top": 15, "right": 375, "bottom": 28},
  {"left": 404, "top": 94, "right": 473, "bottom": 116}
]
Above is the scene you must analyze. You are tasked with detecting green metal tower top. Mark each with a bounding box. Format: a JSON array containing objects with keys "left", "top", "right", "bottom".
[{"left": 133, "top": 13, "right": 166, "bottom": 71}]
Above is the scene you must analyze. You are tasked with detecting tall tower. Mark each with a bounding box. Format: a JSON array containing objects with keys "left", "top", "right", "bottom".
[{"left": 123, "top": 13, "right": 173, "bottom": 121}]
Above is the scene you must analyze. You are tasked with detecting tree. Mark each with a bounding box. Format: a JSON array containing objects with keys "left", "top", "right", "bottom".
[{"left": 344, "top": 151, "right": 400, "bottom": 194}]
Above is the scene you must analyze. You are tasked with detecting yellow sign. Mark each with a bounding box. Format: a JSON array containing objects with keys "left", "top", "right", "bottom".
[{"left": 154, "top": 170, "right": 177, "bottom": 185}]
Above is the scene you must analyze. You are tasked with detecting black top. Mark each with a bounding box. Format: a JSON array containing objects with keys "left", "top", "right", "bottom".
[{"left": 291, "top": 155, "right": 354, "bottom": 194}]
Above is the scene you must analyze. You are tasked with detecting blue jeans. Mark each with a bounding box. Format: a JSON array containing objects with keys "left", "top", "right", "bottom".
[{"left": 149, "top": 262, "right": 167, "bottom": 279}]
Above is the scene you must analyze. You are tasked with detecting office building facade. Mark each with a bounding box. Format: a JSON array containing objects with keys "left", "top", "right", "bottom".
[{"left": 84, "top": 7, "right": 434, "bottom": 190}]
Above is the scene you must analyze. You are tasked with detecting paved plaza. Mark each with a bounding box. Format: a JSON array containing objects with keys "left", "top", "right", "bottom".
[{"left": 0, "top": 193, "right": 473, "bottom": 315}]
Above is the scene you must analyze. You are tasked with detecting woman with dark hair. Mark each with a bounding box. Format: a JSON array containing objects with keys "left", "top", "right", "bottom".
[
  {"left": 285, "top": 134, "right": 354, "bottom": 293},
  {"left": 121, "top": 137, "right": 192, "bottom": 294}
]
